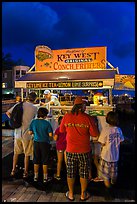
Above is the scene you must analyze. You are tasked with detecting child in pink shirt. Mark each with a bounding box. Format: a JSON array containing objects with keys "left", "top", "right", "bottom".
[{"left": 54, "top": 116, "right": 67, "bottom": 180}]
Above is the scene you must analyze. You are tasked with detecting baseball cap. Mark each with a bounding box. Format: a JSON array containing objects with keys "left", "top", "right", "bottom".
[
  {"left": 74, "top": 96, "right": 85, "bottom": 105},
  {"left": 43, "top": 90, "right": 50, "bottom": 95}
]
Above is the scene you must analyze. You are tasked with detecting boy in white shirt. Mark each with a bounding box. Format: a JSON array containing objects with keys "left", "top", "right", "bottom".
[{"left": 98, "top": 111, "right": 124, "bottom": 189}]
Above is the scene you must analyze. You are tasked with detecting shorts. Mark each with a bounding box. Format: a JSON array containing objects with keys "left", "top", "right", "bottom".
[
  {"left": 33, "top": 141, "right": 51, "bottom": 165},
  {"left": 98, "top": 158, "right": 118, "bottom": 182},
  {"left": 14, "top": 138, "right": 33, "bottom": 156},
  {"left": 66, "top": 152, "right": 89, "bottom": 179}
]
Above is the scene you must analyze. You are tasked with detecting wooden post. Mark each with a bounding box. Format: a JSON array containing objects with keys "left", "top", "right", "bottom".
[
  {"left": 21, "top": 88, "right": 23, "bottom": 101},
  {"left": 108, "top": 88, "right": 113, "bottom": 106}
]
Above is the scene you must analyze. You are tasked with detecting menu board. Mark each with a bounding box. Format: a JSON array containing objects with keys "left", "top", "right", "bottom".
[{"left": 26, "top": 81, "right": 103, "bottom": 89}]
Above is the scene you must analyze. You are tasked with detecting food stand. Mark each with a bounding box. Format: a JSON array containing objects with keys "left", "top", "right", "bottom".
[{"left": 15, "top": 45, "right": 118, "bottom": 132}]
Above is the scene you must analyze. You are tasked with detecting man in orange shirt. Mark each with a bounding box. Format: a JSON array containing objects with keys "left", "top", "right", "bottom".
[{"left": 60, "top": 96, "right": 100, "bottom": 201}]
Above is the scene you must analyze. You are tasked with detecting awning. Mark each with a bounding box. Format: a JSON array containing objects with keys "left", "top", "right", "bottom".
[{"left": 15, "top": 69, "right": 118, "bottom": 90}]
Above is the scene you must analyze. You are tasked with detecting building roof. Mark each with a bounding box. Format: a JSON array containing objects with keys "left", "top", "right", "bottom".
[{"left": 17, "top": 69, "right": 117, "bottom": 82}]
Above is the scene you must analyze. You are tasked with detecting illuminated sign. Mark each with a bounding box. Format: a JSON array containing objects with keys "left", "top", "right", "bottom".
[
  {"left": 35, "top": 46, "right": 107, "bottom": 71},
  {"left": 26, "top": 81, "right": 103, "bottom": 89},
  {"left": 114, "top": 75, "right": 135, "bottom": 90}
]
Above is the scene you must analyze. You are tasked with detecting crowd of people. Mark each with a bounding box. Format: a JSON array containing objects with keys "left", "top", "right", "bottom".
[{"left": 5, "top": 90, "right": 125, "bottom": 201}]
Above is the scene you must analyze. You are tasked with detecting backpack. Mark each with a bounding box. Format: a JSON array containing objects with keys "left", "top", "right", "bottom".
[{"left": 9, "top": 102, "right": 23, "bottom": 129}]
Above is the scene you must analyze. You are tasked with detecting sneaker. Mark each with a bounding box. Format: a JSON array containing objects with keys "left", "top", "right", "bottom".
[
  {"left": 93, "top": 177, "right": 103, "bottom": 182},
  {"left": 54, "top": 174, "right": 61, "bottom": 180},
  {"left": 34, "top": 177, "right": 38, "bottom": 182},
  {"left": 43, "top": 177, "right": 52, "bottom": 183}
]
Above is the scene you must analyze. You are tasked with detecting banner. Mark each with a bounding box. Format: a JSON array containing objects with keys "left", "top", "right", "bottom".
[
  {"left": 35, "top": 46, "right": 107, "bottom": 71},
  {"left": 114, "top": 75, "right": 135, "bottom": 90},
  {"left": 26, "top": 81, "right": 103, "bottom": 89}
]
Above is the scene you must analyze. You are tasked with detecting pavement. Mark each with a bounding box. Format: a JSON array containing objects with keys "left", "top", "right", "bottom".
[{"left": 2, "top": 141, "right": 135, "bottom": 202}]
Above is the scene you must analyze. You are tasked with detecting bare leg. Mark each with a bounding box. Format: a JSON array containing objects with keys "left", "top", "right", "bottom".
[
  {"left": 34, "top": 164, "right": 39, "bottom": 174},
  {"left": 104, "top": 179, "right": 113, "bottom": 200},
  {"left": 34, "top": 164, "right": 39, "bottom": 180},
  {"left": 24, "top": 155, "right": 30, "bottom": 174},
  {"left": 56, "top": 151, "right": 64, "bottom": 177},
  {"left": 80, "top": 177, "right": 88, "bottom": 199},
  {"left": 43, "top": 164, "right": 48, "bottom": 175},
  {"left": 43, "top": 164, "right": 50, "bottom": 182},
  {"left": 104, "top": 179, "right": 111, "bottom": 188},
  {"left": 93, "top": 155, "right": 99, "bottom": 170},
  {"left": 64, "top": 150, "right": 67, "bottom": 164},
  {"left": 67, "top": 177, "right": 75, "bottom": 199},
  {"left": 11, "top": 154, "right": 19, "bottom": 173}
]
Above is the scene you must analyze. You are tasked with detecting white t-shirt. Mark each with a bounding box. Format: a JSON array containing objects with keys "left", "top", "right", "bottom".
[
  {"left": 45, "top": 95, "right": 60, "bottom": 106},
  {"left": 98, "top": 125, "right": 124, "bottom": 162},
  {"left": 8, "top": 102, "right": 38, "bottom": 139},
  {"left": 90, "top": 116, "right": 109, "bottom": 157}
]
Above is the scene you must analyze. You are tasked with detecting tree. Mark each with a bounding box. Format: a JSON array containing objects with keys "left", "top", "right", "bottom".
[
  {"left": 16, "top": 58, "right": 26, "bottom": 66},
  {"left": 2, "top": 52, "right": 17, "bottom": 70}
]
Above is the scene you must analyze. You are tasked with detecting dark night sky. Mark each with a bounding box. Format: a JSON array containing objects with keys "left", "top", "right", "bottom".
[{"left": 2, "top": 2, "right": 135, "bottom": 75}]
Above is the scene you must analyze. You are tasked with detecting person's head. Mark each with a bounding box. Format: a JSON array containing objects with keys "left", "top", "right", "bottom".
[
  {"left": 106, "top": 111, "right": 119, "bottom": 126},
  {"left": 28, "top": 92, "right": 37, "bottom": 102},
  {"left": 58, "top": 115, "right": 63, "bottom": 125},
  {"left": 37, "top": 107, "right": 49, "bottom": 118},
  {"left": 43, "top": 90, "right": 51, "bottom": 100},
  {"left": 16, "top": 95, "right": 21, "bottom": 103},
  {"left": 71, "top": 96, "right": 86, "bottom": 115}
]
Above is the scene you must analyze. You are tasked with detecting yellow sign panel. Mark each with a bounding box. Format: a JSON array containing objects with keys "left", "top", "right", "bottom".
[
  {"left": 26, "top": 81, "right": 103, "bottom": 89},
  {"left": 114, "top": 74, "right": 135, "bottom": 90},
  {"left": 35, "top": 46, "right": 107, "bottom": 71}
]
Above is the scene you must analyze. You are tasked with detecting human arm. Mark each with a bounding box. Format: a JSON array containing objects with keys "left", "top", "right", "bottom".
[
  {"left": 6, "top": 111, "right": 11, "bottom": 118},
  {"left": 53, "top": 134, "right": 58, "bottom": 141},
  {"left": 59, "top": 115, "right": 66, "bottom": 133},
  {"left": 6, "top": 105, "right": 15, "bottom": 118},
  {"left": 28, "top": 130, "right": 33, "bottom": 135},
  {"left": 89, "top": 116, "right": 100, "bottom": 137},
  {"left": 28, "top": 120, "right": 34, "bottom": 135},
  {"left": 49, "top": 132, "right": 53, "bottom": 141},
  {"left": 47, "top": 122, "right": 53, "bottom": 141},
  {"left": 40, "top": 101, "right": 54, "bottom": 106},
  {"left": 53, "top": 127, "right": 59, "bottom": 141},
  {"left": 118, "top": 127, "right": 125, "bottom": 143}
]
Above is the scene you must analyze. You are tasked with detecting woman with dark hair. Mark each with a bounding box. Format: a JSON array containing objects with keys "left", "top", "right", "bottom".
[
  {"left": 29, "top": 107, "right": 53, "bottom": 183},
  {"left": 60, "top": 96, "right": 99, "bottom": 201}
]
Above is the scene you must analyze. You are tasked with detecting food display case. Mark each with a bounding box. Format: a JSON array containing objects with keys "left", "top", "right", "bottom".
[{"left": 46, "top": 104, "right": 115, "bottom": 133}]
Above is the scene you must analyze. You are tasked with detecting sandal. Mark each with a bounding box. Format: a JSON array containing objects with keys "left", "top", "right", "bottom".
[
  {"left": 65, "top": 191, "right": 75, "bottom": 201},
  {"left": 88, "top": 177, "right": 93, "bottom": 183},
  {"left": 23, "top": 172, "right": 28, "bottom": 179},
  {"left": 93, "top": 177, "right": 103, "bottom": 182},
  {"left": 54, "top": 174, "right": 61, "bottom": 180},
  {"left": 10, "top": 169, "right": 18, "bottom": 177},
  {"left": 80, "top": 191, "right": 90, "bottom": 201}
]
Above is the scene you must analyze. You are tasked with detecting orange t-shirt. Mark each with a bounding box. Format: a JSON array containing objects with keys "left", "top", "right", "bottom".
[{"left": 60, "top": 112, "right": 99, "bottom": 153}]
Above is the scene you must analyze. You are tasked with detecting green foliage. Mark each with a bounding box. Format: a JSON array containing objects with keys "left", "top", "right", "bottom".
[{"left": 2, "top": 52, "right": 17, "bottom": 70}]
